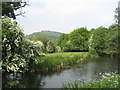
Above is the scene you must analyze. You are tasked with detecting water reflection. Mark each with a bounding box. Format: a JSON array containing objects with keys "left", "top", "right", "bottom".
[
  {"left": 3, "top": 72, "right": 46, "bottom": 88},
  {"left": 3, "top": 56, "right": 118, "bottom": 88}
]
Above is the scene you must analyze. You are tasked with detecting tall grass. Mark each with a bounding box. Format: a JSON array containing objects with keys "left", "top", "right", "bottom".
[
  {"left": 62, "top": 72, "right": 120, "bottom": 88},
  {"left": 37, "top": 52, "right": 95, "bottom": 72}
]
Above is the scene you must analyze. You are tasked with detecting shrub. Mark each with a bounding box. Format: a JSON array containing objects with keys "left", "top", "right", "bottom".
[
  {"left": 21, "top": 40, "right": 45, "bottom": 71},
  {"left": 46, "top": 40, "right": 56, "bottom": 53},
  {"left": 2, "top": 17, "right": 44, "bottom": 72},
  {"left": 56, "top": 46, "right": 61, "bottom": 52},
  {"left": 2, "top": 17, "right": 25, "bottom": 72}
]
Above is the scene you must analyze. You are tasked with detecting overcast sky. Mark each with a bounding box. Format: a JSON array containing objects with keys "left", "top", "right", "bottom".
[{"left": 16, "top": 0, "right": 119, "bottom": 34}]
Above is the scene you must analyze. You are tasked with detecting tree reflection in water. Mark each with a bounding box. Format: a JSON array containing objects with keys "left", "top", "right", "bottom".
[{"left": 3, "top": 72, "right": 46, "bottom": 88}]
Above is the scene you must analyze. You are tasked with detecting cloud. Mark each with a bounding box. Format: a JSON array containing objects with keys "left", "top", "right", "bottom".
[
  {"left": 102, "top": 16, "right": 114, "bottom": 23},
  {"left": 17, "top": 0, "right": 119, "bottom": 34}
]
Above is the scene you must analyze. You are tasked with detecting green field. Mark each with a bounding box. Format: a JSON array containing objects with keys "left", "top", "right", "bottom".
[{"left": 37, "top": 52, "right": 95, "bottom": 72}]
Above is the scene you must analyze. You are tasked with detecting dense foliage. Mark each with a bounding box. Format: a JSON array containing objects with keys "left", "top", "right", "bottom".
[
  {"left": 58, "top": 25, "right": 119, "bottom": 56},
  {"left": 2, "top": 17, "right": 25, "bottom": 72},
  {"left": 2, "top": 3, "right": 119, "bottom": 73},
  {"left": 89, "top": 26, "right": 119, "bottom": 56},
  {"left": 57, "top": 34, "right": 70, "bottom": 51},
  {"left": 2, "top": 17, "right": 44, "bottom": 72},
  {"left": 70, "top": 28, "right": 89, "bottom": 51},
  {"left": 28, "top": 36, "right": 50, "bottom": 47},
  {"left": 57, "top": 4, "right": 120, "bottom": 56},
  {"left": 26, "top": 31, "right": 62, "bottom": 53},
  {"left": 58, "top": 28, "right": 89, "bottom": 51},
  {"left": 21, "top": 40, "right": 45, "bottom": 71},
  {"left": 90, "top": 27, "right": 108, "bottom": 55}
]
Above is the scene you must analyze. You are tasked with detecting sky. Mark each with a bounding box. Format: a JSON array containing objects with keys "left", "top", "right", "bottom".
[{"left": 16, "top": 0, "right": 119, "bottom": 34}]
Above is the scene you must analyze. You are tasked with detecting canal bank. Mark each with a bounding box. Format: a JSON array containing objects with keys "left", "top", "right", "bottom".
[{"left": 2, "top": 56, "right": 118, "bottom": 88}]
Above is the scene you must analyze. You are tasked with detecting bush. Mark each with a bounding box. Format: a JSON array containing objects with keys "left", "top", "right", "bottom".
[
  {"left": 21, "top": 40, "right": 45, "bottom": 71},
  {"left": 2, "top": 17, "right": 44, "bottom": 72},
  {"left": 46, "top": 40, "right": 56, "bottom": 53},
  {"left": 2, "top": 17, "right": 25, "bottom": 72},
  {"left": 56, "top": 46, "right": 61, "bottom": 52}
]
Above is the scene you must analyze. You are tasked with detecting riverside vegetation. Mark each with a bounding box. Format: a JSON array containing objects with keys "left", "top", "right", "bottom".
[
  {"left": 37, "top": 52, "right": 97, "bottom": 72},
  {"left": 1, "top": 17, "right": 101, "bottom": 73},
  {"left": 63, "top": 72, "right": 119, "bottom": 88},
  {"left": 1, "top": 1, "right": 120, "bottom": 88}
]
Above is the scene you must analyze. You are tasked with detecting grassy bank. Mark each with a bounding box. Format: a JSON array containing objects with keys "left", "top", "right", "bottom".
[
  {"left": 37, "top": 52, "right": 97, "bottom": 72},
  {"left": 63, "top": 72, "right": 119, "bottom": 88}
]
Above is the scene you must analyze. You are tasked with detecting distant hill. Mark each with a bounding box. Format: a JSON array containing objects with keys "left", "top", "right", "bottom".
[{"left": 25, "top": 30, "right": 63, "bottom": 40}]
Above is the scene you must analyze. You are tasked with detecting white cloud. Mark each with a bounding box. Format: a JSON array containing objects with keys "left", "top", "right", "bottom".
[
  {"left": 17, "top": 0, "right": 119, "bottom": 34},
  {"left": 102, "top": 16, "right": 114, "bottom": 23}
]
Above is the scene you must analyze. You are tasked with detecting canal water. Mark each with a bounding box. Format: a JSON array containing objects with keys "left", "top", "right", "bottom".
[{"left": 2, "top": 56, "right": 118, "bottom": 88}]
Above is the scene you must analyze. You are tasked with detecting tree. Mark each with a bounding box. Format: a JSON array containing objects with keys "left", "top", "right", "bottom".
[
  {"left": 2, "top": 0, "right": 28, "bottom": 19},
  {"left": 46, "top": 40, "right": 56, "bottom": 53},
  {"left": 114, "top": 1, "right": 120, "bottom": 26},
  {"left": 88, "top": 34, "right": 97, "bottom": 55},
  {"left": 28, "top": 35, "right": 51, "bottom": 53},
  {"left": 90, "top": 27, "right": 108, "bottom": 55},
  {"left": 57, "top": 34, "right": 70, "bottom": 51},
  {"left": 56, "top": 46, "right": 61, "bottom": 52},
  {"left": 89, "top": 26, "right": 119, "bottom": 56},
  {"left": 30, "top": 36, "right": 49, "bottom": 46},
  {"left": 70, "top": 27, "right": 89, "bottom": 51},
  {"left": 2, "top": 17, "right": 44, "bottom": 72},
  {"left": 21, "top": 40, "right": 45, "bottom": 71},
  {"left": 64, "top": 40, "right": 74, "bottom": 51},
  {"left": 107, "top": 25, "right": 120, "bottom": 56},
  {"left": 2, "top": 16, "right": 25, "bottom": 72},
  {"left": 106, "top": 2, "right": 120, "bottom": 56}
]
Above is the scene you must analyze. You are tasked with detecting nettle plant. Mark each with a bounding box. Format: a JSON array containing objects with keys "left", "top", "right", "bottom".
[{"left": 2, "top": 17, "right": 44, "bottom": 73}]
